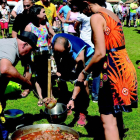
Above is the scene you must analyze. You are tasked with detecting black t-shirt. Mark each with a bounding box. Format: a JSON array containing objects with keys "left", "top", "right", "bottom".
[{"left": 12, "top": 13, "right": 31, "bottom": 34}]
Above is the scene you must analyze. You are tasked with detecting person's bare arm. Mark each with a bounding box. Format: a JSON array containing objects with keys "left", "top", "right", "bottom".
[
  {"left": 57, "top": 12, "right": 65, "bottom": 23},
  {"left": 24, "top": 24, "right": 31, "bottom": 32},
  {"left": 8, "top": 11, "right": 10, "bottom": 23},
  {"left": 67, "top": 14, "right": 106, "bottom": 109},
  {"left": 67, "top": 50, "right": 85, "bottom": 109},
  {"left": 0, "top": 59, "right": 32, "bottom": 87},
  {"left": 84, "top": 14, "right": 106, "bottom": 73},
  {"left": 11, "top": 10, "right": 17, "bottom": 18},
  {"left": 131, "top": 5, "right": 138, "bottom": 10},
  {"left": 48, "top": 24, "right": 55, "bottom": 36},
  {"left": 74, "top": 21, "right": 81, "bottom": 35},
  {"left": 65, "top": 11, "right": 75, "bottom": 23},
  {"left": 12, "top": 30, "right": 18, "bottom": 38},
  {"left": 52, "top": 16, "right": 56, "bottom": 26}
]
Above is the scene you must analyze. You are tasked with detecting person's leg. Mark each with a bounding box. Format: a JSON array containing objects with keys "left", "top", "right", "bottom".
[
  {"left": 122, "top": 17, "right": 125, "bottom": 26},
  {"left": 34, "top": 52, "right": 48, "bottom": 99},
  {"left": 75, "top": 82, "right": 89, "bottom": 126},
  {"left": 0, "top": 22, "right": 4, "bottom": 38},
  {"left": 64, "top": 25, "right": 68, "bottom": 33},
  {"left": 1, "top": 29, "right": 4, "bottom": 38},
  {"left": 101, "top": 114, "right": 119, "bottom": 140},
  {"left": 133, "top": 13, "right": 137, "bottom": 27},
  {"left": 126, "top": 15, "right": 128, "bottom": 26},
  {"left": 35, "top": 81, "right": 43, "bottom": 106},
  {"left": 21, "top": 65, "right": 32, "bottom": 97},
  {"left": 129, "top": 12, "right": 133, "bottom": 27},
  {"left": 4, "top": 22, "right": 8, "bottom": 38},
  {"left": 85, "top": 80, "right": 89, "bottom": 95}
]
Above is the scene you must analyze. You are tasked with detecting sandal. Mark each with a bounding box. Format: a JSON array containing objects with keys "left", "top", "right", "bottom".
[
  {"left": 38, "top": 100, "right": 43, "bottom": 107},
  {"left": 21, "top": 89, "right": 30, "bottom": 98}
]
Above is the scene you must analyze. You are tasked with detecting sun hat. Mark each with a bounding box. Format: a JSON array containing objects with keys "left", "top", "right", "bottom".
[{"left": 17, "top": 31, "right": 38, "bottom": 49}]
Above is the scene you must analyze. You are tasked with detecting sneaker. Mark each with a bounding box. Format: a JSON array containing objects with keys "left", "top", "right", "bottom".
[
  {"left": 134, "top": 25, "right": 137, "bottom": 28},
  {"left": 77, "top": 113, "right": 86, "bottom": 127},
  {"left": 92, "top": 95, "right": 98, "bottom": 103}
]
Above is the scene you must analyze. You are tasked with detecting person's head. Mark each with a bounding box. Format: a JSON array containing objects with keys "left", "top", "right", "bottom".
[
  {"left": 77, "top": 1, "right": 92, "bottom": 16},
  {"left": 29, "top": 5, "right": 47, "bottom": 26},
  {"left": 53, "top": 37, "right": 70, "bottom": 57},
  {"left": 42, "top": 0, "right": 50, "bottom": 6},
  {"left": 1, "top": 0, "right": 7, "bottom": 6},
  {"left": 119, "top": 1, "right": 123, "bottom": 5},
  {"left": 23, "top": 0, "right": 34, "bottom": 14},
  {"left": 1, "top": 2, "right": 6, "bottom": 8},
  {"left": 70, "top": 1, "right": 79, "bottom": 12},
  {"left": 123, "top": 3, "right": 126, "bottom": 7},
  {"left": 63, "top": 0, "right": 67, "bottom": 6},
  {"left": 57, "top": 1, "right": 60, "bottom": 7},
  {"left": 17, "top": 31, "right": 38, "bottom": 56},
  {"left": 84, "top": 0, "right": 106, "bottom": 7},
  {"left": 83, "top": 0, "right": 106, "bottom": 13}
]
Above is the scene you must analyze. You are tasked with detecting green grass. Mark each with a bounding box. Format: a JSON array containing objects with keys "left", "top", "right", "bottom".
[{"left": 2, "top": 25, "right": 140, "bottom": 139}]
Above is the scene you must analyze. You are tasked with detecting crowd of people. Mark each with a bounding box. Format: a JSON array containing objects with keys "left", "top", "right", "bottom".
[
  {"left": 0, "top": 0, "right": 138, "bottom": 140},
  {"left": 113, "top": 0, "right": 140, "bottom": 27}
]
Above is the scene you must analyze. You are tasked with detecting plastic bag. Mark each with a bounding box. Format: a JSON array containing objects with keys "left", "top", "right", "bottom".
[
  {"left": 136, "top": 19, "right": 140, "bottom": 26},
  {"left": 5, "top": 81, "right": 21, "bottom": 94}
]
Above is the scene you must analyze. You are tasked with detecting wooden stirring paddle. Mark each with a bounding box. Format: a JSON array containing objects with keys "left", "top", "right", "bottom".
[{"left": 44, "top": 58, "right": 57, "bottom": 109}]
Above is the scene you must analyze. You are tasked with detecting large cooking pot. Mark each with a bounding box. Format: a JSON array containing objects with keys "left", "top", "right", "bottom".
[
  {"left": 9, "top": 124, "right": 79, "bottom": 140},
  {"left": 44, "top": 103, "right": 68, "bottom": 124}
]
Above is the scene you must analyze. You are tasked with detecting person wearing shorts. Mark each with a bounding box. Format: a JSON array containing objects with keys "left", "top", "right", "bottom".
[
  {"left": 0, "top": 2, "right": 10, "bottom": 38},
  {"left": 129, "top": 0, "right": 138, "bottom": 27}
]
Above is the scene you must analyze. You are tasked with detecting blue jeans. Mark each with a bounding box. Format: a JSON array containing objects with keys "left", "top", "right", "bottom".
[
  {"left": 85, "top": 55, "right": 93, "bottom": 81},
  {"left": 92, "top": 74, "right": 100, "bottom": 97}
]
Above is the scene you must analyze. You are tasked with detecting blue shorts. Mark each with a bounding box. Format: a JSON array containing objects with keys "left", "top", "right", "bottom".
[{"left": 129, "top": 12, "right": 136, "bottom": 21}]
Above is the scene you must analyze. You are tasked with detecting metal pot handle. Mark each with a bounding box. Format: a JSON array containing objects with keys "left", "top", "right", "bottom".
[{"left": 16, "top": 124, "right": 25, "bottom": 130}]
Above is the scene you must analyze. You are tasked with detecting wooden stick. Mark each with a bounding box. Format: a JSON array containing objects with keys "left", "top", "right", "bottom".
[{"left": 48, "top": 59, "right": 51, "bottom": 98}]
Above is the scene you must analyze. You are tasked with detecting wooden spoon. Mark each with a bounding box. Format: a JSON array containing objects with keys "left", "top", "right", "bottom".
[{"left": 44, "top": 59, "right": 57, "bottom": 109}]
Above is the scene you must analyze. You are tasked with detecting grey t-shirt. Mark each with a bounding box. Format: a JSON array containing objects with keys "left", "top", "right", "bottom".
[{"left": 0, "top": 38, "right": 19, "bottom": 66}]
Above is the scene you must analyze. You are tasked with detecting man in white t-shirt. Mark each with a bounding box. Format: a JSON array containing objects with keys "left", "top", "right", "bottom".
[
  {"left": 11, "top": 0, "right": 24, "bottom": 18},
  {"left": 117, "top": 1, "right": 123, "bottom": 20},
  {"left": 105, "top": 2, "right": 113, "bottom": 12}
]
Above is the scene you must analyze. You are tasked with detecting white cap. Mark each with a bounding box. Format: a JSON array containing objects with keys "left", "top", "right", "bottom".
[{"left": 119, "top": 1, "right": 123, "bottom": 4}]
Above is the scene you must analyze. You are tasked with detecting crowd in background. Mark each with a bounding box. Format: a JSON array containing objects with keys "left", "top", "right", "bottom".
[{"left": 0, "top": 0, "right": 140, "bottom": 38}]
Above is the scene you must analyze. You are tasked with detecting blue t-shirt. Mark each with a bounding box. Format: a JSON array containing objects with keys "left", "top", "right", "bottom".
[
  {"left": 59, "top": 5, "right": 71, "bottom": 26},
  {"left": 52, "top": 33, "right": 94, "bottom": 60}
]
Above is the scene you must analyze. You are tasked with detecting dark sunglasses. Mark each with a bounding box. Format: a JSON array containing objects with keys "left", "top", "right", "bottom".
[{"left": 24, "top": 5, "right": 30, "bottom": 8}]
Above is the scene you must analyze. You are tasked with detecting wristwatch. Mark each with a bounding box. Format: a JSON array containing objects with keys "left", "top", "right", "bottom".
[
  {"left": 82, "top": 69, "right": 89, "bottom": 76},
  {"left": 70, "top": 97, "right": 75, "bottom": 101}
]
